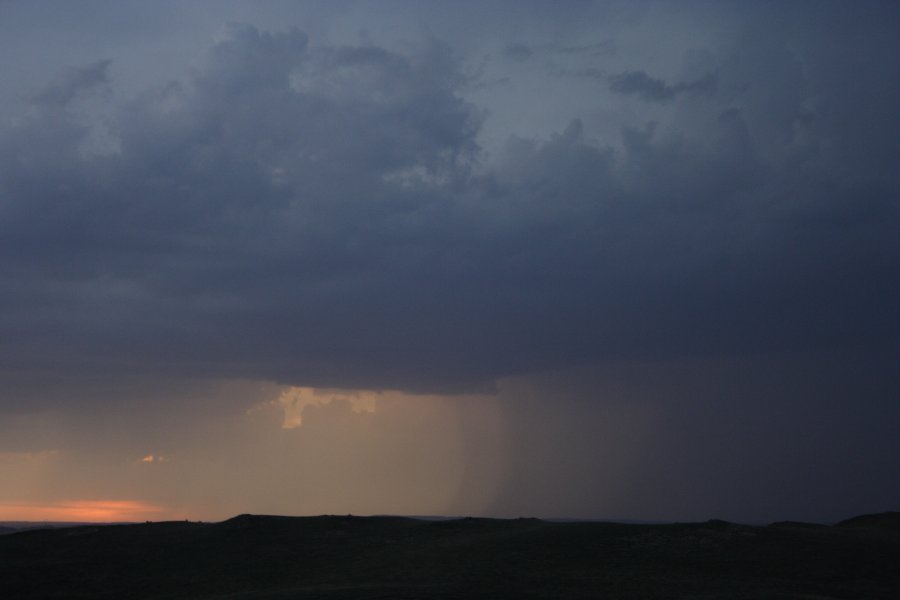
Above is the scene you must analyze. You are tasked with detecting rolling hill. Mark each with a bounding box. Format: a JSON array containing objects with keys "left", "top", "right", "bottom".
[{"left": 2, "top": 512, "right": 898, "bottom": 599}]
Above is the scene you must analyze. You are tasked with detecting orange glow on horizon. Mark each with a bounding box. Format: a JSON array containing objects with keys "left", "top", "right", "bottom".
[{"left": 0, "top": 500, "right": 175, "bottom": 523}]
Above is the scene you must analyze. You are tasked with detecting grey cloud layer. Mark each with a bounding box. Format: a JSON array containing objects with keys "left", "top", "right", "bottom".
[
  {"left": 1, "top": 12, "right": 897, "bottom": 405},
  {"left": 608, "top": 70, "right": 717, "bottom": 102}
]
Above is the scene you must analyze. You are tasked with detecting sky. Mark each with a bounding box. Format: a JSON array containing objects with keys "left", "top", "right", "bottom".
[{"left": 0, "top": 0, "right": 897, "bottom": 525}]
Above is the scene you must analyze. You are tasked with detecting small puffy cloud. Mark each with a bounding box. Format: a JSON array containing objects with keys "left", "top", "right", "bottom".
[{"left": 139, "top": 454, "right": 167, "bottom": 464}]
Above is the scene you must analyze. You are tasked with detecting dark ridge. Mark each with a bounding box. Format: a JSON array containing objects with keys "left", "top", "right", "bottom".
[
  {"left": 837, "top": 511, "right": 900, "bottom": 530},
  {"left": 219, "top": 513, "right": 422, "bottom": 529},
  {"left": 699, "top": 518, "right": 738, "bottom": 530},
  {"left": 1, "top": 512, "right": 898, "bottom": 599},
  {"left": 221, "top": 513, "right": 297, "bottom": 525},
  {"left": 768, "top": 520, "right": 828, "bottom": 529},
  {"left": 0, "top": 521, "right": 126, "bottom": 532},
  {"left": 0, "top": 525, "right": 16, "bottom": 535}
]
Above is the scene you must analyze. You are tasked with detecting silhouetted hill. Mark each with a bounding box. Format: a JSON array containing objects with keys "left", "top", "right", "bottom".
[
  {"left": 1, "top": 514, "right": 898, "bottom": 599},
  {"left": 837, "top": 511, "right": 900, "bottom": 530},
  {"left": 0, "top": 521, "right": 119, "bottom": 532},
  {"left": 0, "top": 525, "right": 16, "bottom": 535}
]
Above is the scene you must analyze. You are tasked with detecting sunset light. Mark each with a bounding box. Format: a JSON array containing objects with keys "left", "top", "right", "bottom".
[
  {"left": 0, "top": 1, "right": 898, "bottom": 597},
  {"left": 0, "top": 500, "right": 170, "bottom": 523},
  {"left": 0, "top": 0, "right": 894, "bottom": 528}
]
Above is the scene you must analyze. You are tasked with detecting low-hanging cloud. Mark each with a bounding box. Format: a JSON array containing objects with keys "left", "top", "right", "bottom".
[{"left": 0, "top": 13, "right": 897, "bottom": 410}]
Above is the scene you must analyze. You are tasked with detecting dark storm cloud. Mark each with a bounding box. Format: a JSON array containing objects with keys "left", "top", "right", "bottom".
[
  {"left": 1, "top": 6, "right": 898, "bottom": 408},
  {"left": 481, "top": 348, "right": 900, "bottom": 523},
  {"left": 608, "top": 70, "right": 717, "bottom": 101}
]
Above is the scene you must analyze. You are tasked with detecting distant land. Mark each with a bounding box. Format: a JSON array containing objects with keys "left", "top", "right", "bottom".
[
  {"left": 0, "top": 521, "right": 129, "bottom": 536},
  {"left": 2, "top": 512, "right": 898, "bottom": 599}
]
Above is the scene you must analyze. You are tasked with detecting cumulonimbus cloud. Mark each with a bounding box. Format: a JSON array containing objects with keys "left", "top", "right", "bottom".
[{"left": 0, "top": 20, "right": 896, "bottom": 408}]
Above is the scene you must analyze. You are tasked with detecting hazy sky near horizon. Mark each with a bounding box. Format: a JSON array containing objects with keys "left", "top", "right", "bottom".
[{"left": 0, "top": 1, "right": 897, "bottom": 524}]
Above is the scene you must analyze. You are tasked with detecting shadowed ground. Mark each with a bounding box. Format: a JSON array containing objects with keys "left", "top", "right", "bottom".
[{"left": 2, "top": 512, "right": 898, "bottom": 599}]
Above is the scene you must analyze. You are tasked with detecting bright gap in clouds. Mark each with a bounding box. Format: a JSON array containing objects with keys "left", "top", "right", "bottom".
[
  {"left": 275, "top": 386, "right": 377, "bottom": 429},
  {"left": 0, "top": 500, "right": 171, "bottom": 523},
  {"left": 0, "top": 352, "right": 896, "bottom": 525},
  {"left": 0, "top": 383, "right": 513, "bottom": 523}
]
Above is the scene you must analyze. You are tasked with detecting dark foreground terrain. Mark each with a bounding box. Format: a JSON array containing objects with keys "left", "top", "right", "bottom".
[{"left": 2, "top": 512, "right": 898, "bottom": 599}]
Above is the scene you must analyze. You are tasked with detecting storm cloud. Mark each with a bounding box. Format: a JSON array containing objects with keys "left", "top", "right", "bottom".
[
  {"left": 2, "top": 12, "right": 896, "bottom": 404},
  {"left": 0, "top": 1, "right": 897, "bottom": 523}
]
